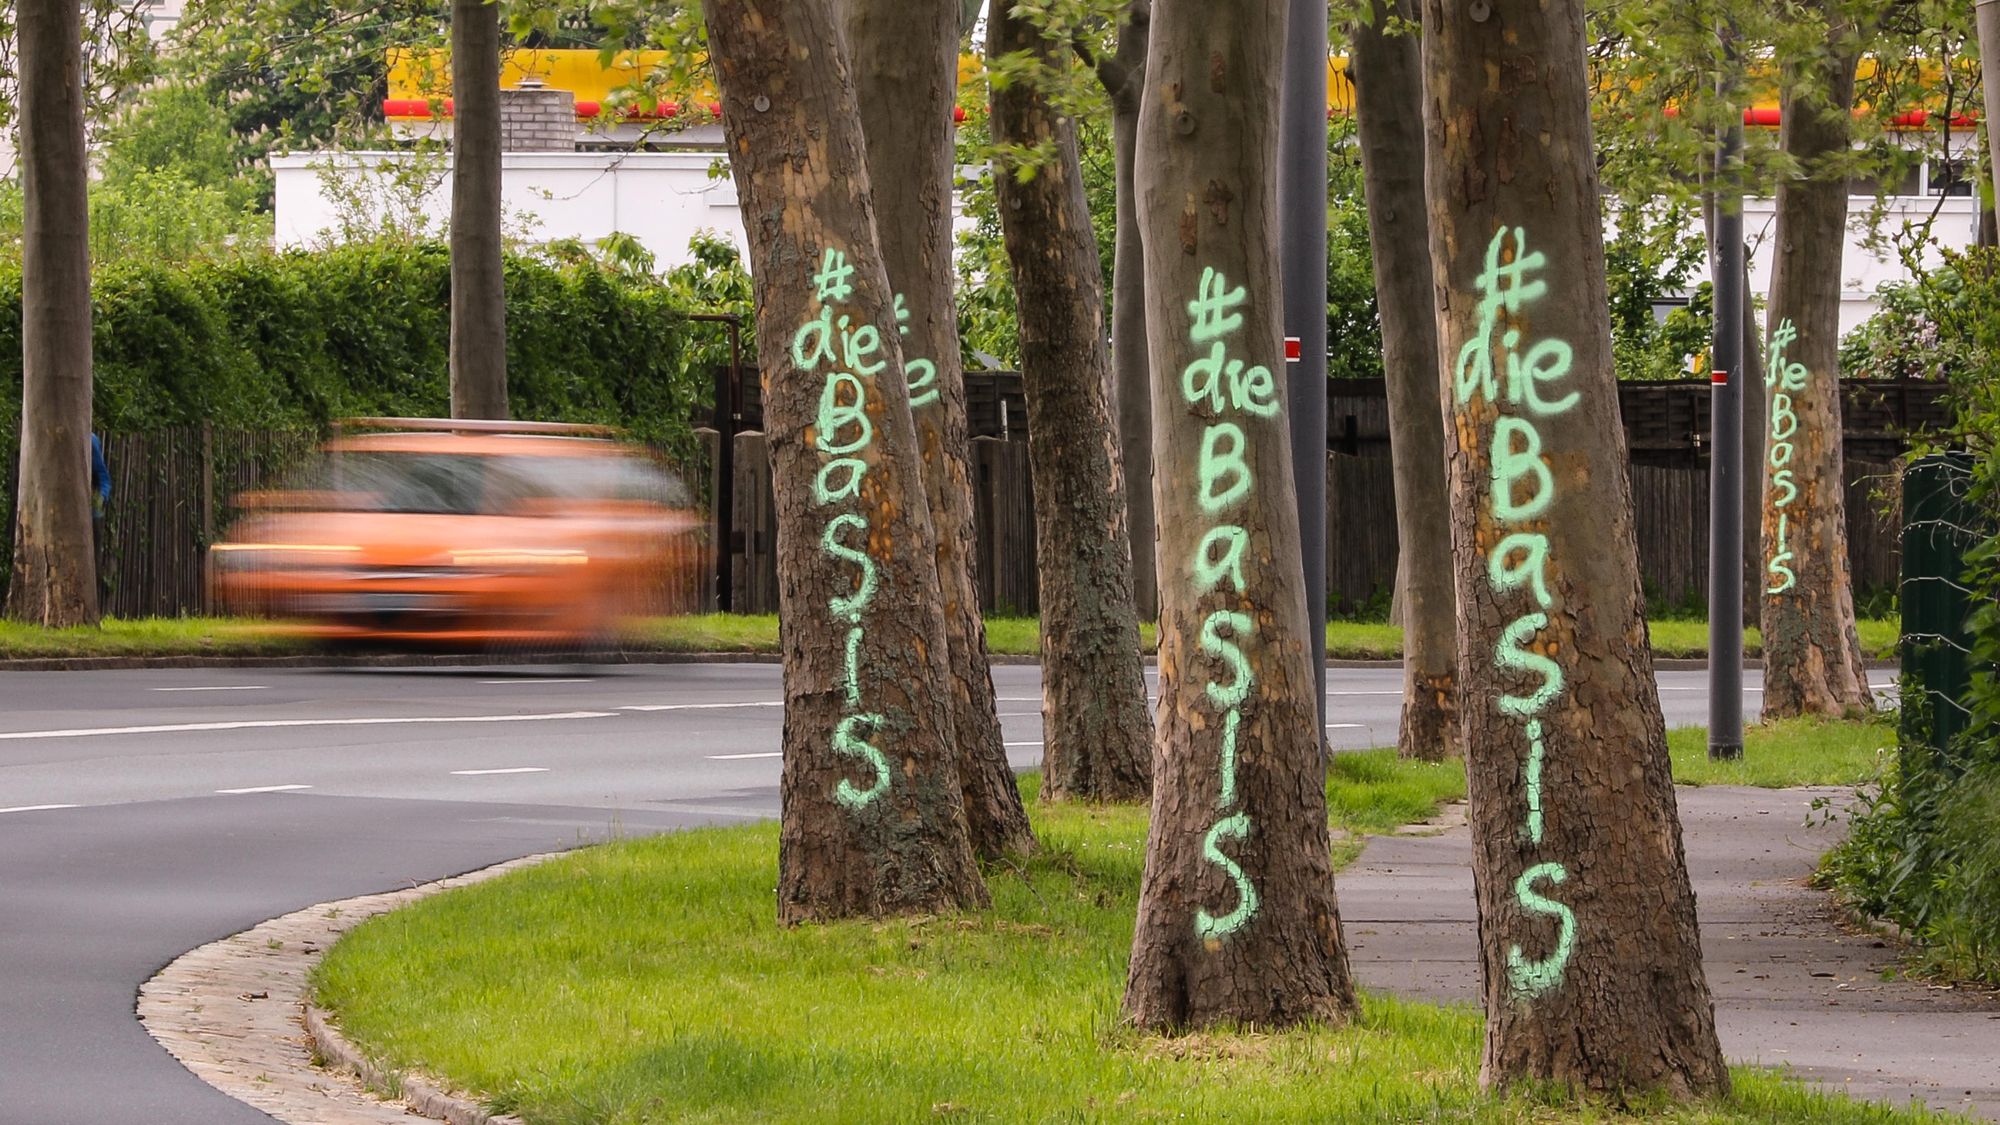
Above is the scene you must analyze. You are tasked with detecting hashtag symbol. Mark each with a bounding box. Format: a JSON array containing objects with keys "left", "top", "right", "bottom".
[
  {"left": 1473, "top": 228, "right": 1549, "bottom": 319},
  {"left": 1187, "top": 267, "right": 1248, "bottom": 343},
  {"left": 893, "top": 293, "right": 911, "bottom": 337},
  {"left": 1768, "top": 320, "right": 1797, "bottom": 359},
  {"left": 812, "top": 248, "right": 856, "bottom": 304}
]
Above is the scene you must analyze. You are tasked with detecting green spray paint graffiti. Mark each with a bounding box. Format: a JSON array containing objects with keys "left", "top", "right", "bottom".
[
  {"left": 1764, "top": 320, "right": 1808, "bottom": 595},
  {"left": 1456, "top": 226, "right": 1580, "bottom": 1000},
  {"left": 892, "top": 293, "right": 940, "bottom": 409},
  {"left": 1179, "top": 267, "right": 1272, "bottom": 946},
  {"left": 798, "top": 248, "right": 892, "bottom": 811}
]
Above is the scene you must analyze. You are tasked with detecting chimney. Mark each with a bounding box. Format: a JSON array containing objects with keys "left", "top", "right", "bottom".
[{"left": 499, "top": 76, "right": 577, "bottom": 152}]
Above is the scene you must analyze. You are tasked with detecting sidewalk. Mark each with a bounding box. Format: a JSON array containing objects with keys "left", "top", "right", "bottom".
[{"left": 1338, "top": 786, "right": 2000, "bottom": 1120}]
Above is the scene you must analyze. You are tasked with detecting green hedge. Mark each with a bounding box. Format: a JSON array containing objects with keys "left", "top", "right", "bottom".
[{"left": 0, "top": 240, "right": 718, "bottom": 452}]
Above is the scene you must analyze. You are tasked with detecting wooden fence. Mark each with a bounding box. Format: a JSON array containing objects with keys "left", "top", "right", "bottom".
[{"left": 0, "top": 377, "right": 1934, "bottom": 620}]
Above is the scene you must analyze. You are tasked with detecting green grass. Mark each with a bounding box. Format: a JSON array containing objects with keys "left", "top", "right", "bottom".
[
  {"left": 1668, "top": 714, "right": 1898, "bottom": 788},
  {"left": 0, "top": 616, "right": 306, "bottom": 658},
  {"left": 0, "top": 613, "right": 1901, "bottom": 663},
  {"left": 313, "top": 752, "right": 1954, "bottom": 1125}
]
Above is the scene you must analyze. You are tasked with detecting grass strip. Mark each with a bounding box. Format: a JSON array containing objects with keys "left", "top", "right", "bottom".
[
  {"left": 315, "top": 748, "right": 1946, "bottom": 1124},
  {"left": 1668, "top": 714, "right": 1897, "bottom": 788},
  {"left": 0, "top": 614, "right": 1900, "bottom": 662}
]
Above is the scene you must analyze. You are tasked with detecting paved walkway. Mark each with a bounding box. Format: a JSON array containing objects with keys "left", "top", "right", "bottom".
[{"left": 1338, "top": 786, "right": 2000, "bottom": 1120}]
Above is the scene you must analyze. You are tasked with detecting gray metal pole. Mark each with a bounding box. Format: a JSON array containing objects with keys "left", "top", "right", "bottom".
[
  {"left": 1280, "top": 0, "right": 1329, "bottom": 738},
  {"left": 1977, "top": 0, "right": 2000, "bottom": 210},
  {"left": 1708, "top": 76, "right": 1746, "bottom": 761}
]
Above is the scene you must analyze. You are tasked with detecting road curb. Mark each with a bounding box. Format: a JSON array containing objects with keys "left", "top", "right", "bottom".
[{"left": 139, "top": 853, "right": 564, "bottom": 1125}]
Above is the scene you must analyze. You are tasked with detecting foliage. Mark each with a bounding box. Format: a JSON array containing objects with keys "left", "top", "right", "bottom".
[
  {"left": 0, "top": 241, "right": 714, "bottom": 450},
  {"left": 1605, "top": 204, "right": 1712, "bottom": 381},
  {"left": 1824, "top": 246, "right": 2000, "bottom": 986},
  {"left": 1839, "top": 266, "right": 1978, "bottom": 382},
  {"left": 0, "top": 0, "right": 159, "bottom": 147},
  {"left": 165, "top": 0, "right": 448, "bottom": 205}
]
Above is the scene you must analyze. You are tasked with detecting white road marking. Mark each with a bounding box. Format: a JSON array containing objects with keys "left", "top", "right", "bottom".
[
  {"left": 0, "top": 710, "right": 617, "bottom": 742},
  {"left": 619, "top": 702, "right": 784, "bottom": 712},
  {"left": 996, "top": 711, "right": 1042, "bottom": 717},
  {"left": 151, "top": 685, "right": 268, "bottom": 693},
  {"left": 1325, "top": 723, "right": 1365, "bottom": 729},
  {"left": 215, "top": 784, "right": 312, "bottom": 795},
  {"left": 706, "top": 752, "right": 782, "bottom": 760},
  {"left": 478, "top": 678, "right": 594, "bottom": 685},
  {"left": 450, "top": 767, "right": 550, "bottom": 775},
  {"left": 0, "top": 804, "right": 81, "bottom": 814},
  {"left": 1325, "top": 690, "right": 1404, "bottom": 696},
  {"left": 1004, "top": 740, "right": 1043, "bottom": 747}
]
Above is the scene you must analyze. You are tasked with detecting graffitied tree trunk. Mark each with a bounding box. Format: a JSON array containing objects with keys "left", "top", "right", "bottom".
[
  {"left": 449, "top": 0, "right": 508, "bottom": 421},
  {"left": 1741, "top": 252, "right": 1766, "bottom": 628},
  {"left": 844, "top": 0, "right": 1035, "bottom": 855},
  {"left": 1121, "top": 0, "right": 1357, "bottom": 1030},
  {"left": 1422, "top": 0, "right": 1729, "bottom": 1097},
  {"left": 1103, "top": 0, "right": 1156, "bottom": 622},
  {"left": 705, "top": 0, "right": 988, "bottom": 923},
  {"left": 7, "top": 0, "right": 98, "bottom": 628},
  {"left": 1760, "top": 31, "right": 1872, "bottom": 718},
  {"left": 1350, "top": 0, "right": 1458, "bottom": 762},
  {"left": 989, "top": 3, "right": 1154, "bottom": 804}
]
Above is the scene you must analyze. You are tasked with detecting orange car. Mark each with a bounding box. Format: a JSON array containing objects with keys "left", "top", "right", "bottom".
[{"left": 210, "top": 418, "right": 705, "bottom": 648}]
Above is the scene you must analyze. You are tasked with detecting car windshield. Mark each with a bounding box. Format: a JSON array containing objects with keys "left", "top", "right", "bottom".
[{"left": 307, "top": 452, "right": 690, "bottom": 514}]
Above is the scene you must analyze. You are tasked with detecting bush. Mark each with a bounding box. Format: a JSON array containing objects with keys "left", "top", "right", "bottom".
[
  {"left": 1823, "top": 246, "right": 2000, "bottom": 986},
  {"left": 0, "top": 240, "right": 718, "bottom": 453}
]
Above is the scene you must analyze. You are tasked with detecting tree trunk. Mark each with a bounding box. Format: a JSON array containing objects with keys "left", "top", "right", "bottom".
[
  {"left": 449, "top": 0, "right": 508, "bottom": 421},
  {"left": 704, "top": 0, "right": 988, "bottom": 923},
  {"left": 7, "top": 0, "right": 98, "bottom": 628},
  {"left": 1760, "top": 32, "right": 1872, "bottom": 718},
  {"left": 1122, "top": 0, "right": 1358, "bottom": 1030},
  {"left": 1740, "top": 251, "right": 1766, "bottom": 629},
  {"left": 989, "top": 4, "right": 1154, "bottom": 804},
  {"left": 844, "top": 0, "right": 1035, "bottom": 856},
  {"left": 1350, "top": 0, "right": 1458, "bottom": 762},
  {"left": 1422, "top": 0, "right": 1729, "bottom": 1098},
  {"left": 1106, "top": 1, "right": 1156, "bottom": 622}
]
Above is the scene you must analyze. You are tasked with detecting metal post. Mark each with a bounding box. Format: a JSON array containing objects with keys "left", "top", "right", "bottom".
[
  {"left": 1708, "top": 63, "right": 1746, "bottom": 761},
  {"left": 1280, "top": 0, "right": 1329, "bottom": 739},
  {"left": 1978, "top": 0, "right": 2000, "bottom": 214}
]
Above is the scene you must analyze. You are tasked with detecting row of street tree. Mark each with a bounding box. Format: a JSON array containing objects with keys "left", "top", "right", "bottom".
[{"left": 1, "top": 0, "right": 1982, "bottom": 1100}]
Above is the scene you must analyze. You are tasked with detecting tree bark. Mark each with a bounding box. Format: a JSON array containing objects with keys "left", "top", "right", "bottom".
[
  {"left": 1760, "top": 29, "right": 1872, "bottom": 718},
  {"left": 844, "top": 0, "right": 1035, "bottom": 855},
  {"left": 1105, "top": 0, "right": 1156, "bottom": 622},
  {"left": 1740, "top": 251, "right": 1766, "bottom": 629},
  {"left": 8, "top": 0, "right": 98, "bottom": 628},
  {"left": 705, "top": 0, "right": 988, "bottom": 923},
  {"left": 988, "top": 4, "right": 1154, "bottom": 804},
  {"left": 449, "top": 0, "right": 508, "bottom": 421},
  {"left": 1422, "top": 0, "right": 1729, "bottom": 1098},
  {"left": 1350, "top": 0, "right": 1459, "bottom": 762},
  {"left": 1122, "top": 0, "right": 1358, "bottom": 1030}
]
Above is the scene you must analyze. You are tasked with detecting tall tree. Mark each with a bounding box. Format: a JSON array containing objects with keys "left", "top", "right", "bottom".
[
  {"left": 1422, "top": 0, "right": 1730, "bottom": 1097},
  {"left": 842, "top": 0, "right": 1036, "bottom": 854},
  {"left": 1759, "top": 4, "right": 1872, "bottom": 717},
  {"left": 7, "top": 0, "right": 98, "bottom": 628},
  {"left": 1349, "top": 0, "right": 1459, "bottom": 762},
  {"left": 1122, "top": 0, "right": 1358, "bottom": 1029},
  {"left": 1100, "top": 0, "right": 1156, "bottom": 622},
  {"left": 988, "top": 2, "right": 1154, "bottom": 803},
  {"left": 449, "top": 0, "right": 509, "bottom": 420},
  {"left": 704, "top": 0, "right": 988, "bottom": 923}
]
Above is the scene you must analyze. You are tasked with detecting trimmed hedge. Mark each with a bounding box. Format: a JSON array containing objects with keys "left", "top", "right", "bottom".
[{"left": 0, "top": 240, "right": 717, "bottom": 452}]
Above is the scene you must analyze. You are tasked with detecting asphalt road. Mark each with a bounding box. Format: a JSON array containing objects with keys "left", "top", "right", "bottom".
[{"left": 0, "top": 661, "right": 1886, "bottom": 1123}]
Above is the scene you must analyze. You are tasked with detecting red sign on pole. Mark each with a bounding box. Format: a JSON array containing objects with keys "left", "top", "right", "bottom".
[
  {"left": 1284, "top": 336, "right": 1302, "bottom": 363},
  {"left": 1711, "top": 369, "right": 1729, "bottom": 386}
]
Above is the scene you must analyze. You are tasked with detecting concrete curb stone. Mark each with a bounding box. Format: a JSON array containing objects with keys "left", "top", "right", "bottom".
[{"left": 139, "top": 853, "right": 565, "bottom": 1125}]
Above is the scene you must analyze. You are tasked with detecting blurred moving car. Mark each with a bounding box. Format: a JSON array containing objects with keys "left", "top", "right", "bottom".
[{"left": 210, "top": 418, "right": 704, "bottom": 648}]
